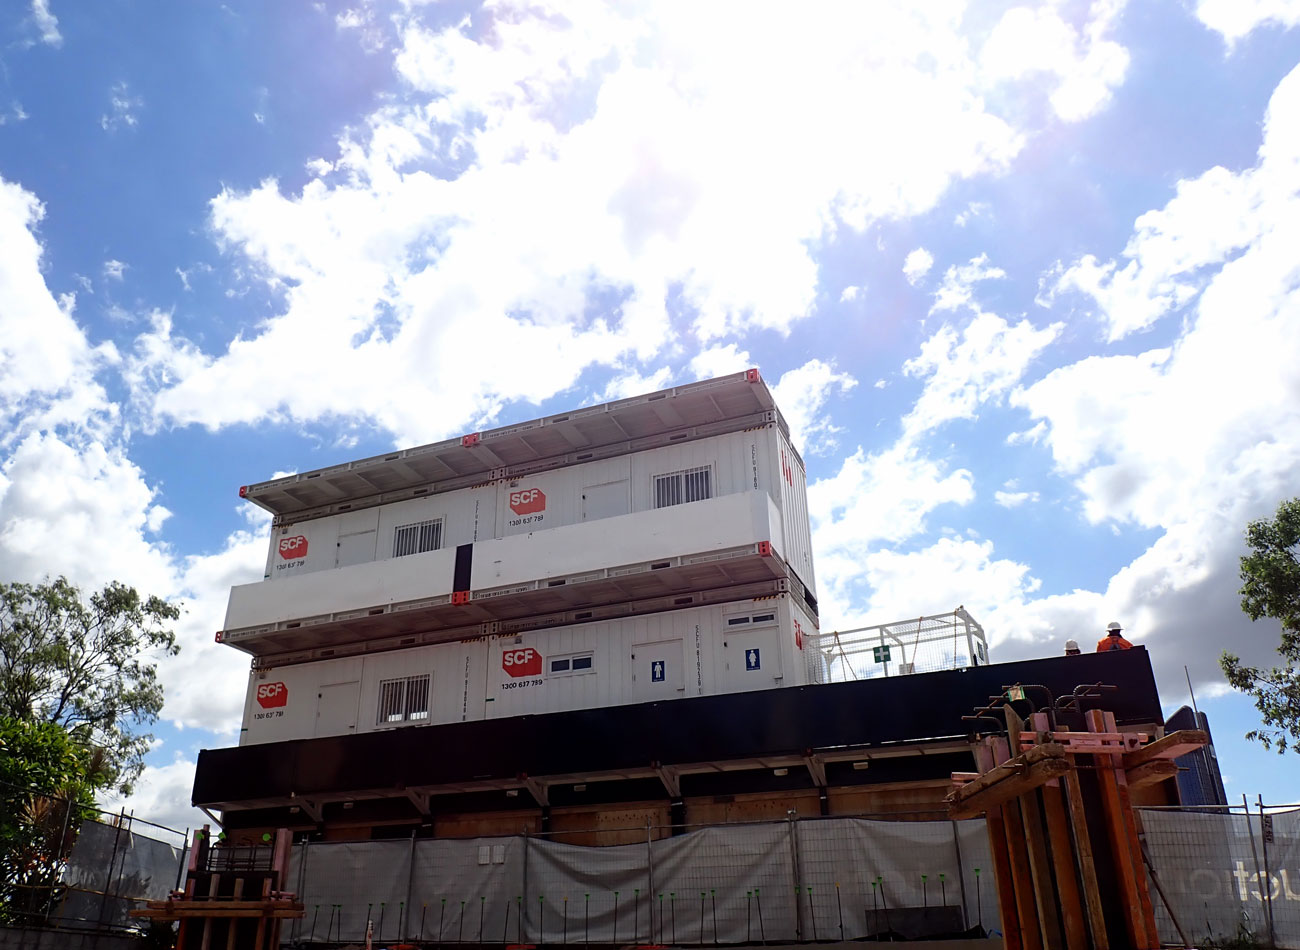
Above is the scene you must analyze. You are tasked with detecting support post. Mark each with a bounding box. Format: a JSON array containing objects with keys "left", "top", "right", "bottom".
[
  {"left": 1030, "top": 713, "right": 1087, "bottom": 950},
  {"left": 973, "top": 740, "right": 1026, "bottom": 950},
  {"left": 1085, "top": 710, "right": 1155, "bottom": 949}
]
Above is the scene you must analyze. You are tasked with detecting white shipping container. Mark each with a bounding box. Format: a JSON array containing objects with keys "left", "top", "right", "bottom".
[
  {"left": 254, "top": 426, "right": 816, "bottom": 600},
  {"left": 239, "top": 595, "right": 812, "bottom": 746}
]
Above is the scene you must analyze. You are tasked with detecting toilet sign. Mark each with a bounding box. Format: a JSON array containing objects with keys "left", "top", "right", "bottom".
[
  {"left": 651, "top": 660, "right": 665, "bottom": 682},
  {"left": 746, "top": 649, "right": 761, "bottom": 671}
]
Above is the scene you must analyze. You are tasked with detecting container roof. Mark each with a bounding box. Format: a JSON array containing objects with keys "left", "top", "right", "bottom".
[{"left": 239, "top": 370, "right": 784, "bottom": 519}]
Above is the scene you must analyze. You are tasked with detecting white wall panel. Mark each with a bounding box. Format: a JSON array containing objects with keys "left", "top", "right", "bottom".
[
  {"left": 471, "top": 490, "right": 782, "bottom": 590},
  {"left": 225, "top": 546, "right": 458, "bottom": 629}
]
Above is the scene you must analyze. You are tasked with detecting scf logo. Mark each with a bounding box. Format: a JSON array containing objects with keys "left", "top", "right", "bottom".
[
  {"left": 256, "top": 682, "right": 288, "bottom": 708},
  {"left": 278, "top": 535, "right": 308, "bottom": 560},
  {"left": 508, "top": 488, "right": 546, "bottom": 515},
  {"left": 502, "top": 648, "right": 542, "bottom": 677}
]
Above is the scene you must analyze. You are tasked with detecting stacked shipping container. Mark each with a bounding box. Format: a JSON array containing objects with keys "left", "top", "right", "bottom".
[{"left": 222, "top": 371, "right": 821, "bottom": 748}]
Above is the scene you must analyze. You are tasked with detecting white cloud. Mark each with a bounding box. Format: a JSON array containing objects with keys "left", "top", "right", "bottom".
[
  {"left": 981, "top": 1, "right": 1131, "bottom": 122},
  {"left": 770, "top": 359, "right": 857, "bottom": 456},
  {"left": 930, "top": 253, "right": 1006, "bottom": 313},
  {"left": 126, "top": 1, "right": 1113, "bottom": 446},
  {"left": 30, "top": 0, "right": 61, "bottom": 47},
  {"left": 688, "top": 344, "right": 751, "bottom": 381},
  {"left": 810, "top": 442, "right": 975, "bottom": 627},
  {"left": 902, "top": 309, "right": 1061, "bottom": 438},
  {"left": 902, "top": 247, "right": 934, "bottom": 286},
  {"left": 596, "top": 366, "right": 675, "bottom": 402},
  {"left": 994, "top": 489, "right": 1039, "bottom": 507},
  {"left": 857, "top": 537, "right": 1041, "bottom": 644},
  {"left": 1053, "top": 67, "right": 1300, "bottom": 341},
  {"left": 0, "top": 177, "right": 116, "bottom": 441},
  {"left": 1008, "top": 62, "right": 1300, "bottom": 686},
  {"left": 839, "top": 285, "right": 863, "bottom": 303},
  {"left": 101, "top": 81, "right": 141, "bottom": 132},
  {"left": 954, "top": 201, "right": 989, "bottom": 227},
  {"left": 102, "top": 755, "right": 210, "bottom": 837},
  {"left": 1195, "top": 0, "right": 1300, "bottom": 45},
  {"left": 103, "top": 259, "right": 126, "bottom": 281}
]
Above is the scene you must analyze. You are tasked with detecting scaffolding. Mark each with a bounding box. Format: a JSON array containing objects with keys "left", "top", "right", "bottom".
[{"left": 806, "top": 607, "right": 988, "bottom": 684}]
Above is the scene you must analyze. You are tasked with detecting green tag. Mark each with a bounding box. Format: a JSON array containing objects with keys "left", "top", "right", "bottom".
[{"left": 872, "top": 646, "right": 891, "bottom": 663}]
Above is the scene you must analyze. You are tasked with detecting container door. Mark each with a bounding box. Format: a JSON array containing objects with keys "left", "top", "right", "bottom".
[
  {"left": 336, "top": 530, "right": 376, "bottom": 567},
  {"left": 581, "top": 480, "right": 630, "bottom": 521},
  {"left": 629, "top": 639, "right": 684, "bottom": 702},
  {"left": 315, "top": 681, "right": 359, "bottom": 737},
  {"left": 720, "top": 628, "right": 782, "bottom": 693}
]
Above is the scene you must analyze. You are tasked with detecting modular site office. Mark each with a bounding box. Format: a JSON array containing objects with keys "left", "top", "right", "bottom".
[{"left": 220, "top": 371, "right": 823, "bottom": 746}]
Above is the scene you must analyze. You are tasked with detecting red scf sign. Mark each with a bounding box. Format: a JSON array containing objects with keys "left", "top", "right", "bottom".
[
  {"left": 508, "top": 488, "right": 546, "bottom": 515},
  {"left": 794, "top": 619, "right": 804, "bottom": 651},
  {"left": 278, "top": 535, "right": 308, "bottom": 560},
  {"left": 256, "top": 682, "right": 288, "bottom": 708},
  {"left": 502, "top": 647, "right": 542, "bottom": 677}
]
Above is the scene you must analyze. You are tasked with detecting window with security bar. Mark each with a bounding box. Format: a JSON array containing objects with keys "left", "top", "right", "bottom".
[
  {"left": 652, "top": 465, "right": 712, "bottom": 509},
  {"left": 392, "top": 518, "right": 443, "bottom": 557},
  {"left": 376, "top": 674, "right": 431, "bottom": 724}
]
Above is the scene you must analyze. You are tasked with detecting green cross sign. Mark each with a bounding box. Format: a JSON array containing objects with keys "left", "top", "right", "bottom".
[{"left": 872, "top": 645, "right": 891, "bottom": 664}]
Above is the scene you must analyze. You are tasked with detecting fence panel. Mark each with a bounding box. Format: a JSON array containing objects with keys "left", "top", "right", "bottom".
[
  {"left": 1141, "top": 807, "right": 1300, "bottom": 949},
  {"left": 651, "top": 821, "right": 797, "bottom": 944},
  {"left": 408, "top": 837, "right": 526, "bottom": 947},
  {"left": 289, "top": 839, "right": 410, "bottom": 944},
  {"left": 54, "top": 817, "right": 184, "bottom": 930},
  {"left": 526, "top": 836, "right": 652, "bottom": 945}
]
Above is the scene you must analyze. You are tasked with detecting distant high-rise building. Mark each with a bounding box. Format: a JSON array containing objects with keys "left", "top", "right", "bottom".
[{"left": 1164, "top": 705, "right": 1227, "bottom": 806}]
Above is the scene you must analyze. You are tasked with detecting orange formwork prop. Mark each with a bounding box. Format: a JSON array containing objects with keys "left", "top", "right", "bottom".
[{"left": 947, "top": 688, "right": 1206, "bottom": 950}]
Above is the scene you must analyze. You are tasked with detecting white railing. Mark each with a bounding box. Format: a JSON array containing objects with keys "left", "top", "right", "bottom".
[{"left": 805, "top": 607, "right": 988, "bottom": 683}]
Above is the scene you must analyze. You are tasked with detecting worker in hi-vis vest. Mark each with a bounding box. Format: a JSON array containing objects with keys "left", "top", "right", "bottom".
[{"left": 1096, "top": 621, "right": 1133, "bottom": 652}]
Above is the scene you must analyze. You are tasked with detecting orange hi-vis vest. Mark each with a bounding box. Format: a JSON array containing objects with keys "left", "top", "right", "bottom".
[{"left": 1096, "top": 635, "right": 1133, "bottom": 652}]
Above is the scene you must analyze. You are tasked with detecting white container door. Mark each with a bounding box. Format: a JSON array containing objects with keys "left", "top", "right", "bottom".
[
  {"left": 315, "top": 681, "right": 359, "bottom": 737},
  {"left": 581, "top": 480, "right": 629, "bottom": 521},
  {"left": 336, "top": 530, "right": 376, "bottom": 567},
  {"left": 629, "top": 639, "right": 684, "bottom": 702},
  {"left": 720, "top": 628, "right": 782, "bottom": 693}
]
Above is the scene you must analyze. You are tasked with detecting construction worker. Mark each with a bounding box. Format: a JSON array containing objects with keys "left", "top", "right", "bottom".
[
  {"left": 1096, "top": 621, "right": 1133, "bottom": 652},
  {"left": 1064, "top": 639, "right": 1081, "bottom": 656}
]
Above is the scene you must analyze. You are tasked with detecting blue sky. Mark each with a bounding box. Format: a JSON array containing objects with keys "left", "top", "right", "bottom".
[{"left": 2, "top": 0, "right": 1299, "bottom": 828}]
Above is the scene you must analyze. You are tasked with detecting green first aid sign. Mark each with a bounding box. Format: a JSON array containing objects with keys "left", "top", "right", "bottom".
[{"left": 873, "top": 646, "right": 891, "bottom": 664}]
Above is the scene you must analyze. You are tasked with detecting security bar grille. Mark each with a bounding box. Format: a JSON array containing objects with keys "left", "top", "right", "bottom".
[
  {"left": 376, "top": 674, "right": 431, "bottom": 724},
  {"left": 393, "top": 519, "right": 443, "bottom": 557},
  {"left": 653, "top": 465, "right": 712, "bottom": 509}
]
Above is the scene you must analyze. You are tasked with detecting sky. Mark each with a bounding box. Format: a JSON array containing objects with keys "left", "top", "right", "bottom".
[{"left": 2, "top": 0, "right": 1300, "bottom": 831}]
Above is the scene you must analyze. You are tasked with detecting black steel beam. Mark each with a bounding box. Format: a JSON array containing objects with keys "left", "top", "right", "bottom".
[{"left": 195, "top": 648, "right": 1160, "bottom": 809}]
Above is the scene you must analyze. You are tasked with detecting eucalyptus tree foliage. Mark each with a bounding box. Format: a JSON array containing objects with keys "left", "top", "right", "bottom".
[
  {"left": 1222, "top": 497, "right": 1300, "bottom": 754},
  {"left": 0, "top": 577, "right": 181, "bottom": 793}
]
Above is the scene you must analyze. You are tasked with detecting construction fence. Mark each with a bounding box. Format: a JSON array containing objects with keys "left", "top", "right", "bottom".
[
  {"left": 284, "top": 816, "right": 997, "bottom": 945},
  {"left": 0, "top": 781, "right": 188, "bottom": 934},
  {"left": 1140, "top": 803, "right": 1300, "bottom": 949}
]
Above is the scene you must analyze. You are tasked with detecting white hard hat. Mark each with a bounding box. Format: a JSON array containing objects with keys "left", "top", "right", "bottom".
[
  {"left": 1065, "top": 639, "right": 1079, "bottom": 651},
  {"left": 1106, "top": 621, "right": 1122, "bottom": 633}
]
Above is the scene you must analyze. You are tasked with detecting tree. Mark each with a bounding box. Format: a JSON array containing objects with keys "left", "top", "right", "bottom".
[
  {"left": 0, "top": 577, "right": 181, "bottom": 794},
  {"left": 1221, "top": 497, "right": 1300, "bottom": 753},
  {"left": 0, "top": 718, "right": 106, "bottom": 925}
]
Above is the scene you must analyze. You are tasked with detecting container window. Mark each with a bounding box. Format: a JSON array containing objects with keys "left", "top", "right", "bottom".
[
  {"left": 727, "top": 616, "right": 751, "bottom": 626},
  {"left": 653, "top": 465, "right": 712, "bottom": 509},
  {"left": 549, "top": 652, "right": 594, "bottom": 676},
  {"left": 752, "top": 613, "right": 776, "bottom": 623},
  {"left": 393, "top": 519, "right": 443, "bottom": 558},
  {"left": 376, "top": 674, "right": 431, "bottom": 724}
]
